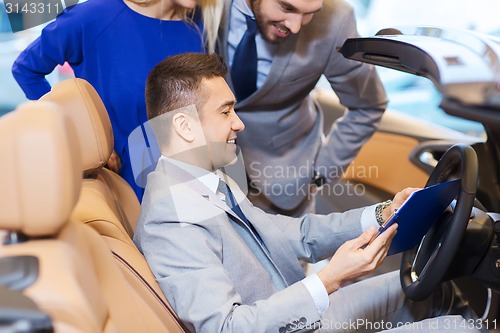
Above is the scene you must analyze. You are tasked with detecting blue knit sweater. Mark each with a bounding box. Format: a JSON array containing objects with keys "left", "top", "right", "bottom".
[{"left": 13, "top": 0, "right": 205, "bottom": 200}]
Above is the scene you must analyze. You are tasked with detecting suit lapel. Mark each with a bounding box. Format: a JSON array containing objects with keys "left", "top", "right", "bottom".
[
  {"left": 206, "top": 190, "right": 246, "bottom": 224},
  {"left": 226, "top": 177, "right": 306, "bottom": 284},
  {"left": 220, "top": 0, "right": 232, "bottom": 59},
  {"left": 217, "top": 173, "right": 305, "bottom": 285},
  {"left": 159, "top": 159, "right": 305, "bottom": 285},
  {"left": 239, "top": 202, "right": 306, "bottom": 284},
  {"left": 221, "top": 0, "right": 233, "bottom": 86},
  {"left": 236, "top": 33, "right": 299, "bottom": 108},
  {"left": 157, "top": 158, "right": 252, "bottom": 228},
  {"left": 255, "top": 33, "right": 299, "bottom": 93}
]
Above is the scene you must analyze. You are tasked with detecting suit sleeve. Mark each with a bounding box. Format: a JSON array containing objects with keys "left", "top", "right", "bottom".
[
  {"left": 227, "top": 178, "right": 365, "bottom": 263},
  {"left": 256, "top": 204, "right": 365, "bottom": 263},
  {"left": 12, "top": 9, "right": 84, "bottom": 100},
  {"left": 315, "top": 4, "right": 388, "bottom": 178},
  {"left": 138, "top": 218, "right": 322, "bottom": 333}
]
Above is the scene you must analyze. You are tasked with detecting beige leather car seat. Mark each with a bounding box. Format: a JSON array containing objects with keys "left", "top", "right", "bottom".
[
  {"left": 41, "top": 78, "right": 139, "bottom": 237},
  {"left": 0, "top": 102, "right": 179, "bottom": 332},
  {"left": 40, "top": 78, "right": 186, "bottom": 332}
]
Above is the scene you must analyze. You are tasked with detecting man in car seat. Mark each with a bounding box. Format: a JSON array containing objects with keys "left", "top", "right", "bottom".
[{"left": 134, "top": 53, "right": 485, "bottom": 333}]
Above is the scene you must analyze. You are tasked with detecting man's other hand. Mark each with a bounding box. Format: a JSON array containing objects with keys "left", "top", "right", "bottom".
[
  {"left": 317, "top": 223, "right": 398, "bottom": 294},
  {"left": 384, "top": 187, "right": 420, "bottom": 221}
]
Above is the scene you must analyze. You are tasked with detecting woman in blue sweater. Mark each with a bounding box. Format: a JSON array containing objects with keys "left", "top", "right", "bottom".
[{"left": 12, "top": 0, "right": 221, "bottom": 201}]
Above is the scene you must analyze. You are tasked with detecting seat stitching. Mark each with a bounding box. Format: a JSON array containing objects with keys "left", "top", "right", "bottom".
[{"left": 112, "top": 251, "right": 189, "bottom": 332}]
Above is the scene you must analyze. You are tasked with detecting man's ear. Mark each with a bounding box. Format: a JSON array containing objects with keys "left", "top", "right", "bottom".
[{"left": 172, "top": 113, "right": 195, "bottom": 142}]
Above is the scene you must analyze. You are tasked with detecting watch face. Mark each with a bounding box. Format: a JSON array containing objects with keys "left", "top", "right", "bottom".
[{"left": 313, "top": 176, "right": 327, "bottom": 187}]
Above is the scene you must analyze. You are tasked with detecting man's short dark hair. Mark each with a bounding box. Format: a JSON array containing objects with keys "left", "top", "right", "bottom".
[{"left": 146, "top": 53, "right": 228, "bottom": 120}]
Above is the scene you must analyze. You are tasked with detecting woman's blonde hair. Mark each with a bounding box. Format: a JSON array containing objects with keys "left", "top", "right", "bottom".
[
  {"left": 199, "top": 0, "right": 223, "bottom": 53},
  {"left": 127, "top": 0, "right": 223, "bottom": 53}
]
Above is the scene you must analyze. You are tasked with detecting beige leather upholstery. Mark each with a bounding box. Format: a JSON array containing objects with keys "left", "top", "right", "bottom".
[
  {"left": 0, "top": 102, "right": 186, "bottom": 332},
  {"left": 0, "top": 102, "right": 81, "bottom": 237},
  {"left": 41, "top": 78, "right": 139, "bottom": 235},
  {"left": 42, "top": 78, "right": 185, "bottom": 332},
  {"left": 40, "top": 77, "right": 113, "bottom": 172},
  {"left": 71, "top": 179, "right": 185, "bottom": 333}
]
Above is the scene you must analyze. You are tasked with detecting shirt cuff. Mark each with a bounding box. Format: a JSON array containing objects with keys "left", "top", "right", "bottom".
[
  {"left": 302, "top": 273, "right": 329, "bottom": 315},
  {"left": 360, "top": 204, "right": 379, "bottom": 231}
]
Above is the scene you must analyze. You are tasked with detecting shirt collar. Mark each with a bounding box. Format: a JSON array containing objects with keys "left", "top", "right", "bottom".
[
  {"left": 234, "top": 0, "right": 254, "bottom": 19},
  {"left": 159, "top": 155, "right": 221, "bottom": 194}
]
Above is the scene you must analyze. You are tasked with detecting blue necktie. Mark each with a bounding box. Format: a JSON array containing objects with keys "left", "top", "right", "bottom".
[
  {"left": 218, "top": 180, "right": 265, "bottom": 246},
  {"left": 231, "top": 15, "right": 258, "bottom": 102}
]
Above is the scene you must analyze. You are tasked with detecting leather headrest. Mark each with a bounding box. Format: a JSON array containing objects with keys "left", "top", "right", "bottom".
[
  {"left": 0, "top": 102, "right": 82, "bottom": 237},
  {"left": 41, "top": 78, "right": 113, "bottom": 172}
]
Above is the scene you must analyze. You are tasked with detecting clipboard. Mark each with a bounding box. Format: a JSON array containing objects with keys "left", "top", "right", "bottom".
[{"left": 374, "top": 179, "right": 461, "bottom": 256}]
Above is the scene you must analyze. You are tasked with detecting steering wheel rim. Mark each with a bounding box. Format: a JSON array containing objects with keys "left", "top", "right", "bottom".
[{"left": 400, "top": 144, "right": 478, "bottom": 301}]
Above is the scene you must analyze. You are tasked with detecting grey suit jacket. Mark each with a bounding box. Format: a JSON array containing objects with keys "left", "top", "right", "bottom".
[
  {"left": 220, "top": 0, "right": 388, "bottom": 210},
  {"left": 134, "top": 158, "right": 364, "bottom": 332}
]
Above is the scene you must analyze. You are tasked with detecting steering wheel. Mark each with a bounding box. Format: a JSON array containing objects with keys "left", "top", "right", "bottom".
[{"left": 400, "top": 144, "right": 478, "bottom": 301}]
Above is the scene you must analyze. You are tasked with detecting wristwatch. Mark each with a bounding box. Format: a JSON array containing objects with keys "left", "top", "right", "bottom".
[
  {"left": 312, "top": 168, "right": 328, "bottom": 188},
  {"left": 375, "top": 200, "right": 392, "bottom": 226}
]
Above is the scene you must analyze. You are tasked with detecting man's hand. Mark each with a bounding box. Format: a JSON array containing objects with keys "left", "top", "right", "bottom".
[
  {"left": 383, "top": 187, "right": 420, "bottom": 221},
  {"left": 106, "top": 150, "right": 122, "bottom": 174},
  {"left": 317, "top": 223, "right": 398, "bottom": 294}
]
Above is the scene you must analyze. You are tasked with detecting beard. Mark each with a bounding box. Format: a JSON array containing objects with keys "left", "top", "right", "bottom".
[{"left": 250, "top": 0, "right": 289, "bottom": 44}]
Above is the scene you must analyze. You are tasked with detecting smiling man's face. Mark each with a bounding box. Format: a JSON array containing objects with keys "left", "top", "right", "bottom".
[
  {"left": 198, "top": 77, "right": 244, "bottom": 170},
  {"left": 250, "top": 0, "right": 322, "bottom": 43}
]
